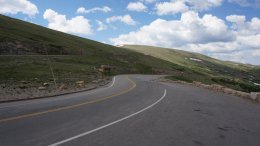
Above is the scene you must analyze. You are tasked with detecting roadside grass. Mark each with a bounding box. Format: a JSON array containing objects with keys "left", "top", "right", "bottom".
[
  {"left": 0, "top": 56, "right": 96, "bottom": 88},
  {"left": 0, "top": 54, "right": 178, "bottom": 88}
]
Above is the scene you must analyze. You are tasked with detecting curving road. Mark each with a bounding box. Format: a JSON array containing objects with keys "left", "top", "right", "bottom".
[{"left": 0, "top": 75, "right": 259, "bottom": 146}]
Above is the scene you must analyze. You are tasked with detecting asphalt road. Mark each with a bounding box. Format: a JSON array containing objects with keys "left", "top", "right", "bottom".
[{"left": 0, "top": 75, "right": 259, "bottom": 146}]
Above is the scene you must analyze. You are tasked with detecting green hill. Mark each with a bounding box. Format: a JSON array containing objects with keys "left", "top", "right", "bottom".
[
  {"left": 0, "top": 14, "right": 177, "bottom": 90},
  {"left": 123, "top": 45, "right": 260, "bottom": 92}
]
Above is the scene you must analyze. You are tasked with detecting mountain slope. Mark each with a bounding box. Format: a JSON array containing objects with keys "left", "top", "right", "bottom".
[
  {"left": 0, "top": 14, "right": 180, "bottom": 72},
  {"left": 123, "top": 45, "right": 260, "bottom": 92},
  {"left": 0, "top": 14, "right": 179, "bottom": 97}
]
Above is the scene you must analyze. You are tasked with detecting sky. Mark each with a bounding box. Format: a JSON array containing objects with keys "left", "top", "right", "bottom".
[{"left": 0, "top": 0, "right": 260, "bottom": 65}]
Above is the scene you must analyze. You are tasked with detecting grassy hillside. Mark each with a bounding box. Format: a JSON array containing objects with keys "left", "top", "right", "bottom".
[
  {"left": 123, "top": 45, "right": 260, "bottom": 92},
  {"left": 0, "top": 14, "right": 180, "bottom": 92}
]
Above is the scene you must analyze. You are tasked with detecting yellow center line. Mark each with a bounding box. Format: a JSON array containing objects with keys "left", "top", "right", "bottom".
[{"left": 0, "top": 77, "right": 136, "bottom": 123}]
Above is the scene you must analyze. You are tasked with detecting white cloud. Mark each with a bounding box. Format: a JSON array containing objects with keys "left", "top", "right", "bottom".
[
  {"left": 127, "top": 2, "right": 147, "bottom": 12},
  {"left": 187, "top": 0, "right": 223, "bottom": 11},
  {"left": 211, "top": 49, "right": 260, "bottom": 65},
  {"left": 77, "top": 6, "right": 111, "bottom": 14},
  {"left": 77, "top": 7, "right": 86, "bottom": 14},
  {"left": 228, "top": 0, "right": 250, "bottom": 6},
  {"left": 155, "top": 0, "right": 224, "bottom": 15},
  {"left": 110, "top": 11, "right": 260, "bottom": 65},
  {"left": 226, "top": 15, "right": 246, "bottom": 29},
  {"left": 182, "top": 42, "right": 240, "bottom": 53},
  {"left": 43, "top": 9, "right": 92, "bottom": 35},
  {"left": 0, "top": 0, "right": 38, "bottom": 17},
  {"left": 111, "top": 11, "right": 233, "bottom": 47},
  {"left": 96, "top": 20, "right": 107, "bottom": 31},
  {"left": 106, "top": 14, "right": 137, "bottom": 25},
  {"left": 228, "top": 0, "right": 260, "bottom": 8},
  {"left": 252, "top": 49, "right": 260, "bottom": 57},
  {"left": 141, "top": 0, "right": 157, "bottom": 3},
  {"left": 155, "top": 1, "right": 189, "bottom": 15},
  {"left": 211, "top": 51, "right": 248, "bottom": 64},
  {"left": 237, "top": 34, "right": 260, "bottom": 49},
  {"left": 226, "top": 15, "right": 260, "bottom": 50}
]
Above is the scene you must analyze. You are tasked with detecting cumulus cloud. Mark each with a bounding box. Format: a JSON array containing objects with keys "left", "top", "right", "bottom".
[
  {"left": 227, "top": 15, "right": 260, "bottom": 33},
  {"left": 77, "top": 6, "right": 111, "bottom": 14},
  {"left": 228, "top": 0, "right": 260, "bottom": 8},
  {"left": 211, "top": 49, "right": 260, "bottom": 65},
  {"left": 141, "top": 0, "right": 157, "bottom": 3},
  {"left": 96, "top": 20, "right": 107, "bottom": 31},
  {"left": 111, "top": 11, "right": 233, "bottom": 47},
  {"left": 187, "top": 0, "right": 223, "bottom": 11},
  {"left": 127, "top": 2, "right": 147, "bottom": 12},
  {"left": 226, "top": 15, "right": 246, "bottom": 29},
  {"left": 252, "top": 49, "right": 260, "bottom": 57},
  {"left": 110, "top": 11, "right": 260, "bottom": 64},
  {"left": 228, "top": 0, "right": 250, "bottom": 6},
  {"left": 182, "top": 42, "right": 240, "bottom": 53},
  {"left": 155, "top": 0, "right": 223, "bottom": 15},
  {"left": 155, "top": 1, "right": 189, "bottom": 15},
  {"left": 106, "top": 14, "right": 137, "bottom": 25},
  {"left": 0, "top": 0, "right": 38, "bottom": 17},
  {"left": 43, "top": 9, "right": 92, "bottom": 35},
  {"left": 237, "top": 34, "right": 260, "bottom": 49},
  {"left": 226, "top": 15, "right": 260, "bottom": 50},
  {"left": 211, "top": 51, "right": 249, "bottom": 64}
]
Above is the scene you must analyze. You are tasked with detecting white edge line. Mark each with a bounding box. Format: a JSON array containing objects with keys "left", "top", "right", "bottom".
[
  {"left": 108, "top": 76, "right": 116, "bottom": 88},
  {"left": 48, "top": 89, "right": 167, "bottom": 146}
]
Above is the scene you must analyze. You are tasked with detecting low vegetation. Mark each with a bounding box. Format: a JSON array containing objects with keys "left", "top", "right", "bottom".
[
  {"left": 123, "top": 45, "right": 260, "bottom": 92},
  {"left": 0, "top": 14, "right": 179, "bottom": 101}
]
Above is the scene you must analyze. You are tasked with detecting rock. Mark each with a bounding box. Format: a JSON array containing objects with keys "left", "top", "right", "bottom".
[
  {"left": 92, "top": 80, "right": 98, "bottom": 83},
  {"left": 76, "top": 81, "right": 85, "bottom": 87},
  {"left": 76, "top": 81, "right": 84, "bottom": 84},
  {"left": 1, "top": 84, "right": 6, "bottom": 89},
  {"left": 19, "top": 81, "right": 30, "bottom": 84},
  {"left": 211, "top": 84, "right": 224, "bottom": 92},
  {"left": 250, "top": 92, "right": 260, "bottom": 101},
  {"left": 59, "top": 84, "right": 67, "bottom": 90},
  {"left": 193, "top": 81, "right": 202, "bottom": 87},
  {"left": 236, "top": 91, "right": 250, "bottom": 99},
  {"left": 19, "top": 85, "right": 27, "bottom": 89},
  {"left": 201, "top": 84, "right": 211, "bottom": 89},
  {"left": 256, "top": 96, "right": 260, "bottom": 103},
  {"left": 38, "top": 86, "right": 47, "bottom": 90},
  {"left": 92, "top": 79, "right": 102, "bottom": 83},
  {"left": 43, "top": 83, "right": 49, "bottom": 86},
  {"left": 223, "top": 88, "right": 236, "bottom": 94}
]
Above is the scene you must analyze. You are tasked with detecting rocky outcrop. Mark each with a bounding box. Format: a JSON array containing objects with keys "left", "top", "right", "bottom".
[
  {"left": 161, "top": 79, "right": 259, "bottom": 103},
  {"left": 250, "top": 92, "right": 260, "bottom": 102}
]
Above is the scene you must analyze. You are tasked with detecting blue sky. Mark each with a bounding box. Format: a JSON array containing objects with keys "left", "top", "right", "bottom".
[{"left": 0, "top": 0, "right": 260, "bottom": 65}]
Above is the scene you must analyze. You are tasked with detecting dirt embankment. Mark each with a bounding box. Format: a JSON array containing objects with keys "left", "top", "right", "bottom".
[{"left": 0, "top": 77, "right": 111, "bottom": 103}]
